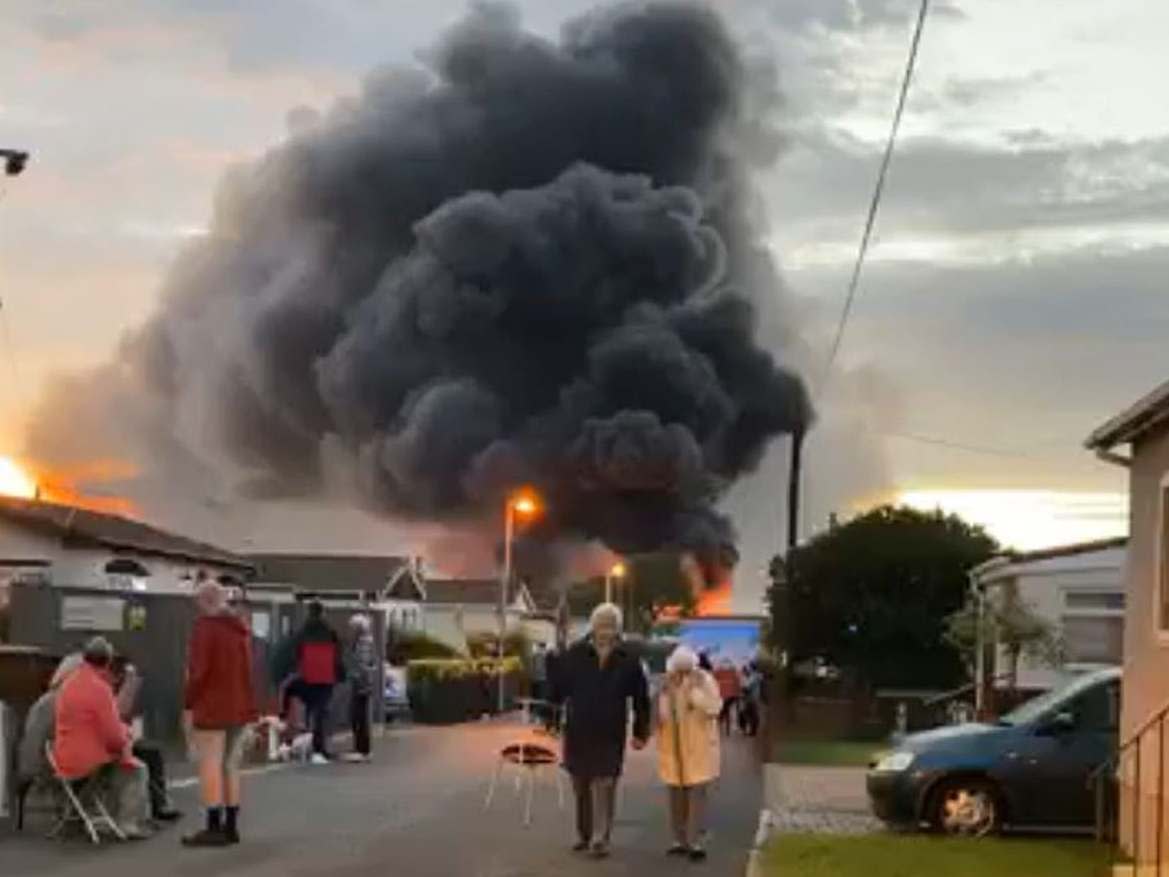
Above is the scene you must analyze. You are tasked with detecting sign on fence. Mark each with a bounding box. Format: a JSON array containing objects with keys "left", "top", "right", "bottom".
[{"left": 61, "top": 596, "right": 125, "bottom": 632}]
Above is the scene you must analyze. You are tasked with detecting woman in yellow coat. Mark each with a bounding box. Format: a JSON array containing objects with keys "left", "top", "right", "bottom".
[{"left": 657, "top": 645, "right": 722, "bottom": 861}]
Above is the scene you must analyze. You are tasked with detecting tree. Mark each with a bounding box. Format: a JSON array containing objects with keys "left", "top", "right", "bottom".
[
  {"left": 770, "top": 505, "right": 998, "bottom": 690},
  {"left": 944, "top": 590, "right": 1064, "bottom": 692}
]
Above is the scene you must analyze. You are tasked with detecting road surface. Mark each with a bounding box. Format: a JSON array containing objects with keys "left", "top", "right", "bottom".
[{"left": 4, "top": 719, "right": 762, "bottom": 876}]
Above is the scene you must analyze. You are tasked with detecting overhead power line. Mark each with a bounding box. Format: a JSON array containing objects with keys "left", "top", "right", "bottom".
[
  {"left": 883, "top": 431, "right": 1037, "bottom": 459},
  {"left": 822, "top": 0, "right": 931, "bottom": 385}
]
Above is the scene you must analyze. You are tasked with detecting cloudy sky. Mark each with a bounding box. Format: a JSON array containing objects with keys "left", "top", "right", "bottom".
[{"left": 1, "top": 0, "right": 1164, "bottom": 607}]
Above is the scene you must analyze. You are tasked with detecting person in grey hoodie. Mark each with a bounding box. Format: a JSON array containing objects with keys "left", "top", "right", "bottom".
[{"left": 344, "top": 614, "right": 379, "bottom": 762}]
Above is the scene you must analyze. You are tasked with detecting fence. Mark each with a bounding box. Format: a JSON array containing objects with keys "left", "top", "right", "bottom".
[
  {"left": 1097, "top": 700, "right": 1169, "bottom": 875},
  {"left": 6, "top": 582, "right": 387, "bottom": 746}
]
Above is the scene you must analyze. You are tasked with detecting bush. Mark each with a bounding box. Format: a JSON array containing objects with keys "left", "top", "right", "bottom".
[
  {"left": 466, "top": 629, "right": 530, "bottom": 660},
  {"left": 407, "top": 658, "right": 526, "bottom": 724},
  {"left": 388, "top": 630, "right": 463, "bottom": 664}
]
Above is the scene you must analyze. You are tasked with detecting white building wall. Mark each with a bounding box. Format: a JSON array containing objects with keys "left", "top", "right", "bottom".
[
  {"left": 992, "top": 546, "right": 1126, "bottom": 691},
  {"left": 0, "top": 517, "right": 241, "bottom": 594},
  {"left": 0, "top": 518, "right": 56, "bottom": 564}
]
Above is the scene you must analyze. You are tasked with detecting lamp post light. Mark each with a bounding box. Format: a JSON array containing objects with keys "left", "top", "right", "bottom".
[
  {"left": 499, "top": 490, "right": 539, "bottom": 712},
  {"left": 604, "top": 561, "right": 626, "bottom": 604}
]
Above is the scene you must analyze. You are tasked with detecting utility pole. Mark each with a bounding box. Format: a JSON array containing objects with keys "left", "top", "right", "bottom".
[{"left": 768, "top": 428, "right": 805, "bottom": 754}]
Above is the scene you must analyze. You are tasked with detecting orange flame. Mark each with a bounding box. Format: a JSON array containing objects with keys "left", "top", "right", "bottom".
[
  {"left": 695, "top": 580, "right": 732, "bottom": 617},
  {"left": 2, "top": 456, "right": 141, "bottom": 519}
]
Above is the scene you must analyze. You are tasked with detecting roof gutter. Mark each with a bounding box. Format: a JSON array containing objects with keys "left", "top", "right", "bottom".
[{"left": 1094, "top": 447, "right": 1132, "bottom": 469}]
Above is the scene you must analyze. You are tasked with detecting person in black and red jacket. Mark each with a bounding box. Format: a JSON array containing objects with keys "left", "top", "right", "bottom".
[{"left": 286, "top": 601, "right": 346, "bottom": 764}]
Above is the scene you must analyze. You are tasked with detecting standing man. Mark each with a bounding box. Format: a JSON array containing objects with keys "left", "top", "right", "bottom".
[
  {"left": 529, "top": 642, "right": 551, "bottom": 729},
  {"left": 713, "top": 660, "right": 742, "bottom": 736},
  {"left": 292, "top": 601, "right": 345, "bottom": 764},
  {"left": 344, "top": 613, "right": 378, "bottom": 763},
  {"left": 552, "top": 603, "right": 650, "bottom": 859},
  {"left": 182, "top": 577, "right": 257, "bottom": 847}
]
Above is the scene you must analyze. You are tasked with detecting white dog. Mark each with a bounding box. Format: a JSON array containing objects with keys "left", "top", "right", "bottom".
[
  {"left": 275, "top": 732, "right": 314, "bottom": 763},
  {"left": 254, "top": 715, "right": 314, "bottom": 763}
]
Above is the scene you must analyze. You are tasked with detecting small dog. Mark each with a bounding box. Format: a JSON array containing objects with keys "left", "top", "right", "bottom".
[
  {"left": 274, "top": 731, "right": 314, "bottom": 763},
  {"left": 255, "top": 715, "right": 313, "bottom": 763}
]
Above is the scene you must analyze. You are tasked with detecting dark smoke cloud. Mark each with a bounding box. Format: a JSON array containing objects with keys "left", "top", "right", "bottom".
[{"left": 27, "top": 1, "right": 811, "bottom": 575}]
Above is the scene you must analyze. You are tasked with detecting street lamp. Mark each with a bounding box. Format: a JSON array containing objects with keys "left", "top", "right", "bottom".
[
  {"left": 499, "top": 489, "right": 540, "bottom": 712},
  {"left": 604, "top": 561, "right": 626, "bottom": 604}
]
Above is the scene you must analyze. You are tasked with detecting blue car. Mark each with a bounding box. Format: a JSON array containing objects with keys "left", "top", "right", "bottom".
[{"left": 867, "top": 667, "right": 1121, "bottom": 835}]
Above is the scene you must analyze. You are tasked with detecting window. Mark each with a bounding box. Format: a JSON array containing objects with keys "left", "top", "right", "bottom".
[
  {"left": 1062, "top": 615, "right": 1124, "bottom": 664},
  {"left": 104, "top": 557, "right": 150, "bottom": 592},
  {"left": 1065, "top": 591, "right": 1125, "bottom": 611}
]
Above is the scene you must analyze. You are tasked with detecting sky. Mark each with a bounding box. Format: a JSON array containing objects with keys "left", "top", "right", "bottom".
[{"left": 1, "top": 0, "right": 1164, "bottom": 608}]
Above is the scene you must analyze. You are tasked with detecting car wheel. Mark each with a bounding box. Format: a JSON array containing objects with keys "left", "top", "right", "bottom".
[{"left": 929, "top": 777, "right": 1002, "bottom": 837}]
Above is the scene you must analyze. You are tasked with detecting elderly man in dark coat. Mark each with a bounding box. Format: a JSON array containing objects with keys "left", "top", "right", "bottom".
[{"left": 551, "top": 602, "right": 650, "bottom": 858}]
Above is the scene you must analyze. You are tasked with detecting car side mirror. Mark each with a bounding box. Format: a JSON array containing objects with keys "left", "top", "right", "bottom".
[{"left": 1038, "top": 711, "right": 1076, "bottom": 736}]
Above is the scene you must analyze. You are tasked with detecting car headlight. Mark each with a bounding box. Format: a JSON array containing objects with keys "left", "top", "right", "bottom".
[{"left": 873, "top": 751, "right": 915, "bottom": 773}]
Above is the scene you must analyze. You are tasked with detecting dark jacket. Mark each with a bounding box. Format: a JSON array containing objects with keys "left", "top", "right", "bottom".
[
  {"left": 551, "top": 638, "right": 650, "bottom": 778},
  {"left": 295, "top": 618, "right": 345, "bottom": 686},
  {"left": 185, "top": 612, "right": 258, "bottom": 729}
]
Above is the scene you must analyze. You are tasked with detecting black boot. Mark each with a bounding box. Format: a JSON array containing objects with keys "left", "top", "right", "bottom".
[
  {"left": 224, "top": 806, "right": 241, "bottom": 844},
  {"left": 182, "top": 807, "right": 228, "bottom": 848}
]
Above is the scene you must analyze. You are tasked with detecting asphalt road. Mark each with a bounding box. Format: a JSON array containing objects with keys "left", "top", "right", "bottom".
[{"left": 3, "top": 719, "right": 762, "bottom": 877}]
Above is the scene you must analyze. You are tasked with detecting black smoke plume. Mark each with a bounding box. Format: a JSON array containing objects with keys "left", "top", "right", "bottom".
[{"left": 28, "top": 2, "right": 812, "bottom": 578}]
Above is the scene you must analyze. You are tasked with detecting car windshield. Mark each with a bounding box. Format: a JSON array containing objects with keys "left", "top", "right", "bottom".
[{"left": 997, "top": 673, "right": 1112, "bottom": 726}]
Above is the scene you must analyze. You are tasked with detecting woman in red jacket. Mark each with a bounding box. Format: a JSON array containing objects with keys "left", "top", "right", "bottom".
[{"left": 182, "top": 575, "right": 257, "bottom": 848}]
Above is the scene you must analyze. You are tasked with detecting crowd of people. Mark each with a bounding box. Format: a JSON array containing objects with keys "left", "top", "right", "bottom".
[
  {"left": 15, "top": 574, "right": 379, "bottom": 849},
  {"left": 16, "top": 581, "right": 756, "bottom": 862}
]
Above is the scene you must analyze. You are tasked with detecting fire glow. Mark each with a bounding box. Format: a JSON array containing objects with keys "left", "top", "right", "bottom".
[
  {"left": 0, "top": 455, "right": 140, "bottom": 518},
  {"left": 0, "top": 456, "right": 37, "bottom": 499}
]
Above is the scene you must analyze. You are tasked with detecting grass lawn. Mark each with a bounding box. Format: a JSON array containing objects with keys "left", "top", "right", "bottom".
[
  {"left": 774, "top": 738, "right": 880, "bottom": 767},
  {"left": 760, "top": 834, "right": 1114, "bottom": 877}
]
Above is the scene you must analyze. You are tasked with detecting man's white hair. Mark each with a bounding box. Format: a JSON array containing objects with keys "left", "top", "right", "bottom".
[
  {"left": 590, "top": 602, "right": 623, "bottom": 631},
  {"left": 349, "top": 613, "right": 371, "bottom": 632}
]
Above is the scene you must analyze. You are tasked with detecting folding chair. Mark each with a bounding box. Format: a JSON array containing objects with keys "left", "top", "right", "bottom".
[
  {"left": 44, "top": 743, "right": 126, "bottom": 845},
  {"left": 484, "top": 739, "right": 565, "bottom": 827}
]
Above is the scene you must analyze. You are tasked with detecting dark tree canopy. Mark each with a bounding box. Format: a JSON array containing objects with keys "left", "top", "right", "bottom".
[{"left": 770, "top": 505, "right": 998, "bottom": 689}]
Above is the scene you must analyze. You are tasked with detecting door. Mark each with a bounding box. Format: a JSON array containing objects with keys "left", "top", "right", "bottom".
[{"left": 996, "top": 679, "right": 1119, "bottom": 826}]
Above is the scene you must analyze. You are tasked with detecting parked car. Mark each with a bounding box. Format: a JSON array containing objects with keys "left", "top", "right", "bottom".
[{"left": 866, "top": 666, "right": 1121, "bottom": 835}]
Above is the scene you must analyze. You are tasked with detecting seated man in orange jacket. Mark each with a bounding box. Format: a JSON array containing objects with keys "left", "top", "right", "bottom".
[{"left": 53, "top": 636, "right": 153, "bottom": 840}]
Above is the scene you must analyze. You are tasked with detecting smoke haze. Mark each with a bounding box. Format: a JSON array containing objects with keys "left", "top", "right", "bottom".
[{"left": 26, "top": 2, "right": 812, "bottom": 578}]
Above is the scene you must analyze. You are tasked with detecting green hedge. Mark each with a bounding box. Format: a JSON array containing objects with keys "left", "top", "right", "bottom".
[
  {"left": 407, "top": 658, "right": 527, "bottom": 724},
  {"left": 388, "top": 630, "right": 463, "bottom": 663},
  {"left": 466, "top": 630, "right": 530, "bottom": 660}
]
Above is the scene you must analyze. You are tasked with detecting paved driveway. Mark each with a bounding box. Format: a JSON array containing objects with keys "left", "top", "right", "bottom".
[
  {"left": 3, "top": 720, "right": 762, "bottom": 877},
  {"left": 766, "top": 765, "right": 883, "bottom": 835}
]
